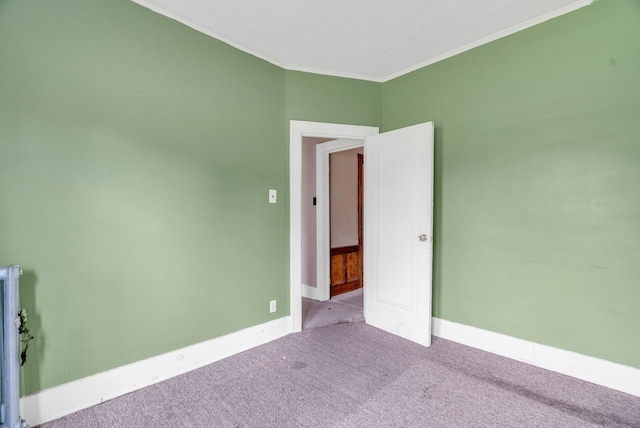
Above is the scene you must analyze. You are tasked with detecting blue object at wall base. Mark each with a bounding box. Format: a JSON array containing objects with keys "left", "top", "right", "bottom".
[{"left": 1, "top": 266, "right": 28, "bottom": 428}]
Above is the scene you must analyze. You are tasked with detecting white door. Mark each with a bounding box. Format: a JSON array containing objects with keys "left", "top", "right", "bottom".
[{"left": 364, "top": 122, "right": 434, "bottom": 347}]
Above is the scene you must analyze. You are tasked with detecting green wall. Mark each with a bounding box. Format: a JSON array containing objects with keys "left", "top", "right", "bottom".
[
  {"left": 285, "top": 70, "right": 381, "bottom": 126},
  {"left": 0, "top": 0, "right": 289, "bottom": 395},
  {"left": 2, "top": 0, "right": 638, "bottom": 399},
  {"left": 382, "top": 0, "right": 640, "bottom": 368},
  {"left": 0, "top": 0, "right": 381, "bottom": 396},
  {"left": 2, "top": 0, "right": 291, "bottom": 394}
]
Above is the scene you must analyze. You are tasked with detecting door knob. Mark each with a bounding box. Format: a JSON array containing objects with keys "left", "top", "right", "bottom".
[{"left": 418, "top": 234, "right": 428, "bottom": 242}]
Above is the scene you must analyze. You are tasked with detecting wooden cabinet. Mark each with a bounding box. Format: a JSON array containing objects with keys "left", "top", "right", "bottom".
[{"left": 330, "top": 245, "right": 362, "bottom": 297}]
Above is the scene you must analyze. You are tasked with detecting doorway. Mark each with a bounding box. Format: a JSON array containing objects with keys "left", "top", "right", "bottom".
[
  {"left": 301, "top": 146, "right": 364, "bottom": 330},
  {"left": 289, "top": 121, "right": 378, "bottom": 333},
  {"left": 328, "top": 150, "right": 363, "bottom": 298},
  {"left": 315, "top": 138, "right": 365, "bottom": 302},
  {"left": 290, "top": 120, "right": 434, "bottom": 346}
]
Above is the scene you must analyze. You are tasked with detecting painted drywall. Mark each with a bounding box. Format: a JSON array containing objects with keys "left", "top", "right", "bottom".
[
  {"left": 0, "top": 0, "right": 383, "bottom": 397},
  {"left": 285, "top": 71, "right": 382, "bottom": 127},
  {"left": 5, "top": 0, "right": 635, "bottom": 403},
  {"left": 330, "top": 148, "right": 363, "bottom": 248},
  {"left": 0, "top": 0, "right": 292, "bottom": 395},
  {"left": 286, "top": 71, "right": 381, "bottom": 290},
  {"left": 382, "top": 0, "right": 640, "bottom": 368}
]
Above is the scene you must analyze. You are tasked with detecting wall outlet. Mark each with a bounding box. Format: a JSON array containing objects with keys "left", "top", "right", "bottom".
[{"left": 269, "top": 300, "right": 277, "bottom": 313}]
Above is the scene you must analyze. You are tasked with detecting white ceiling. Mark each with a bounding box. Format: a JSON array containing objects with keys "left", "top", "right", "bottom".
[{"left": 132, "top": 0, "right": 592, "bottom": 82}]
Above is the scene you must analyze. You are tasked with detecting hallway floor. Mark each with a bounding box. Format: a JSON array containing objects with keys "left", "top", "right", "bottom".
[{"left": 302, "top": 288, "right": 364, "bottom": 330}]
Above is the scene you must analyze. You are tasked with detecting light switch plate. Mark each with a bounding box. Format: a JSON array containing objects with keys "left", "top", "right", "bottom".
[{"left": 269, "top": 189, "right": 277, "bottom": 203}]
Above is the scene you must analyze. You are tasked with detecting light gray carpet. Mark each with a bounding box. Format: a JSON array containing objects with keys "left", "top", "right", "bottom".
[
  {"left": 302, "top": 288, "right": 364, "bottom": 330},
  {"left": 39, "top": 321, "right": 640, "bottom": 427}
]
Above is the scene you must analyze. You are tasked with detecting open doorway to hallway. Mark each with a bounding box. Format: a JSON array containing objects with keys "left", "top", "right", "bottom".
[
  {"left": 289, "top": 121, "right": 378, "bottom": 333},
  {"left": 290, "top": 120, "right": 434, "bottom": 347},
  {"left": 300, "top": 139, "right": 363, "bottom": 329},
  {"left": 327, "top": 150, "right": 363, "bottom": 298}
]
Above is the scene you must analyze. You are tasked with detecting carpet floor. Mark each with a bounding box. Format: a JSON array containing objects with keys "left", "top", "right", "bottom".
[
  {"left": 302, "top": 288, "right": 364, "bottom": 330},
  {"left": 39, "top": 321, "right": 640, "bottom": 427}
]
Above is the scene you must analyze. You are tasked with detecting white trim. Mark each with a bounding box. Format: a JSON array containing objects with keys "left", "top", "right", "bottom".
[
  {"left": 286, "top": 64, "right": 387, "bottom": 83},
  {"left": 432, "top": 317, "right": 640, "bottom": 398},
  {"left": 19, "top": 314, "right": 637, "bottom": 426},
  {"left": 301, "top": 284, "right": 323, "bottom": 301},
  {"left": 291, "top": 0, "right": 593, "bottom": 83},
  {"left": 290, "top": 121, "right": 378, "bottom": 333},
  {"left": 20, "top": 317, "right": 290, "bottom": 426},
  {"left": 131, "top": 0, "right": 592, "bottom": 83},
  {"left": 316, "top": 139, "right": 365, "bottom": 303},
  {"left": 130, "top": 0, "right": 381, "bottom": 82},
  {"left": 130, "top": 0, "right": 288, "bottom": 71},
  {"left": 377, "top": 1, "right": 594, "bottom": 82}
]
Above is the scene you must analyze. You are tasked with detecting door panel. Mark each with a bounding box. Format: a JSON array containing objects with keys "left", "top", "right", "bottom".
[{"left": 364, "top": 122, "right": 434, "bottom": 347}]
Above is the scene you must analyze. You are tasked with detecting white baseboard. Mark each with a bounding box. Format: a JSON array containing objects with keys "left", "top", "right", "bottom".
[
  {"left": 302, "top": 284, "right": 326, "bottom": 301},
  {"left": 20, "top": 316, "right": 290, "bottom": 426},
  {"left": 432, "top": 317, "right": 640, "bottom": 398},
  {"left": 21, "top": 315, "right": 639, "bottom": 426}
]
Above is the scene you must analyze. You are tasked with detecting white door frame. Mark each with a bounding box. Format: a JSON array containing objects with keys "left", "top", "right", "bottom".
[
  {"left": 289, "top": 121, "right": 378, "bottom": 333},
  {"left": 315, "top": 138, "right": 364, "bottom": 302}
]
